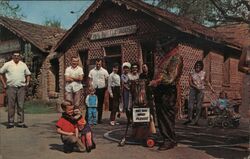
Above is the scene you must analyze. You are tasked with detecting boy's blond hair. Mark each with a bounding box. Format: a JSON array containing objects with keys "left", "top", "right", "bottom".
[{"left": 61, "top": 100, "right": 73, "bottom": 111}]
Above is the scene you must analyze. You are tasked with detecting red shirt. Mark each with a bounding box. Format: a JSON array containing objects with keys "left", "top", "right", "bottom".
[{"left": 56, "top": 117, "right": 76, "bottom": 133}]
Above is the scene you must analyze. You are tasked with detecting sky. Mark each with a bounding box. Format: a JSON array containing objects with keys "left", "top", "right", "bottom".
[{"left": 10, "top": 1, "right": 95, "bottom": 29}]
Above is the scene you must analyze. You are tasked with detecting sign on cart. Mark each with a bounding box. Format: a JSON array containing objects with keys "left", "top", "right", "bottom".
[{"left": 132, "top": 108, "right": 150, "bottom": 122}]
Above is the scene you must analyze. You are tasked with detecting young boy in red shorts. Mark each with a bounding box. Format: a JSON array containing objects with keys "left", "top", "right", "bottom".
[{"left": 74, "top": 113, "right": 96, "bottom": 152}]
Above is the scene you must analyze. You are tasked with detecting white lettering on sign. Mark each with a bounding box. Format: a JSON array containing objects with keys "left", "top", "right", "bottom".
[
  {"left": 90, "top": 25, "right": 137, "bottom": 40},
  {"left": 133, "top": 108, "right": 150, "bottom": 122}
]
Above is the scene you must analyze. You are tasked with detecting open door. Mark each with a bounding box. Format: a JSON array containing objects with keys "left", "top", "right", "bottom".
[
  {"left": 141, "top": 41, "right": 155, "bottom": 76},
  {"left": 50, "top": 58, "right": 59, "bottom": 93},
  {"left": 79, "top": 50, "right": 89, "bottom": 85},
  {"left": 104, "top": 45, "right": 121, "bottom": 74},
  {"left": 103, "top": 45, "right": 122, "bottom": 111}
]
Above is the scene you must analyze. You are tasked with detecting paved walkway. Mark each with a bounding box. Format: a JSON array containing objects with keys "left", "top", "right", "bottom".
[{"left": 0, "top": 107, "right": 248, "bottom": 159}]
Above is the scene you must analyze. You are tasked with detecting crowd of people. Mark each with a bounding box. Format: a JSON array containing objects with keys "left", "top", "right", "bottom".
[
  {"left": 57, "top": 54, "right": 183, "bottom": 152},
  {"left": 58, "top": 52, "right": 184, "bottom": 152},
  {"left": 1, "top": 46, "right": 248, "bottom": 153}
]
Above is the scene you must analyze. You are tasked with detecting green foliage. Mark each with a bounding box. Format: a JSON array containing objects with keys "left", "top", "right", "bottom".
[
  {"left": 0, "top": 0, "right": 24, "bottom": 19},
  {"left": 42, "top": 17, "right": 62, "bottom": 28},
  {"left": 150, "top": 0, "right": 250, "bottom": 26},
  {"left": 24, "top": 99, "right": 57, "bottom": 114}
]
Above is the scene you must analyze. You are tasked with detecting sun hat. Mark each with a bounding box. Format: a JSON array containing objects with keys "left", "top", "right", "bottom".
[{"left": 122, "top": 62, "right": 131, "bottom": 68}]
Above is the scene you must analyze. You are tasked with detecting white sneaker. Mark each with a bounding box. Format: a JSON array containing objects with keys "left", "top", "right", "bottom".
[{"left": 110, "top": 121, "right": 115, "bottom": 126}]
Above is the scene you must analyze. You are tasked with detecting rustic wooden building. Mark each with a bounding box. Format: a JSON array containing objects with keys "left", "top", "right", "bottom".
[
  {"left": 0, "top": 16, "right": 65, "bottom": 100},
  {"left": 54, "top": 0, "right": 243, "bottom": 117},
  {"left": 215, "top": 22, "right": 250, "bottom": 117}
]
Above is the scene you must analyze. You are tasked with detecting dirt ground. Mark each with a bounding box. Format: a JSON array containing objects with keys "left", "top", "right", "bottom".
[{"left": 0, "top": 107, "right": 247, "bottom": 159}]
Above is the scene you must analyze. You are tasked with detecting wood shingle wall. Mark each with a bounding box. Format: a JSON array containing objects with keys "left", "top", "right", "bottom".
[{"left": 57, "top": 2, "right": 243, "bottom": 117}]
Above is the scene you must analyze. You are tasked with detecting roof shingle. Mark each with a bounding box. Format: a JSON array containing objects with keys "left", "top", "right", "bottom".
[
  {"left": 55, "top": 0, "right": 241, "bottom": 51},
  {"left": 214, "top": 23, "right": 250, "bottom": 47},
  {"left": 0, "top": 16, "right": 65, "bottom": 53}
]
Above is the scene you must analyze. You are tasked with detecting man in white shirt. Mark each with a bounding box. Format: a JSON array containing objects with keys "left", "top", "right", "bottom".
[
  {"left": 88, "top": 59, "right": 109, "bottom": 124},
  {"left": 0, "top": 53, "right": 31, "bottom": 129},
  {"left": 64, "top": 57, "right": 83, "bottom": 109}
]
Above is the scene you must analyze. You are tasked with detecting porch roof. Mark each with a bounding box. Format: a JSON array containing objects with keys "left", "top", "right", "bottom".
[{"left": 214, "top": 23, "right": 250, "bottom": 47}]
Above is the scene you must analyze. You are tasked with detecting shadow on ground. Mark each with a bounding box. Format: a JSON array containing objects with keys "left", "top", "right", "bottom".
[
  {"left": 1, "top": 122, "right": 8, "bottom": 127},
  {"left": 176, "top": 123, "right": 249, "bottom": 159},
  {"left": 103, "top": 119, "right": 249, "bottom": 159},
  {"left": 49, "top": 144, "right": 64, "bottom": 152}
]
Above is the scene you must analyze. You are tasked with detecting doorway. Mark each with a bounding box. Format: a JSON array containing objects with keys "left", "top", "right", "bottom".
[
  {"left": 141, "top": 42, "right": 155, "bottom": 75},
  {"left": 50, "top": 58, "right": 59, "bottom": 92},
  {"left": 79, "top": 50, "right": 88, "bottom": 85},
  {"left": 104, "top": 45, "right": 121, "bottom": 74}
]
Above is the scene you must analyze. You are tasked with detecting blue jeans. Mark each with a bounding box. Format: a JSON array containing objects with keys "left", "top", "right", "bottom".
[
  {"left": 87, "top": 107, "right": 97, "bottom": 125},
  {"left": 188, "top": 87, "right": 204, "bottom": 123}
]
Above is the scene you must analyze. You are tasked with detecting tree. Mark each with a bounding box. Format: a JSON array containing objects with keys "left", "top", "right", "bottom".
[
  {"left": 150, "top": 0, "right": 250, "bottom": 26},
  {"left": 209, "top": 0, "right": 250, "bottom": 24},
  {"left": 42, "top": 17, "right": 62, "bottom": 28},
  {"left": 0, "top": 0, "right": 24, "bottom": 19}
]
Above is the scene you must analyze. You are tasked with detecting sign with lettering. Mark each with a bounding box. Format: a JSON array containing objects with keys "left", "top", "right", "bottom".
[
  {"left": 0, "top": 40, "right": 21, "bottom": 54},
  {"left": 132, "top": 108, "right": 150, "bottom": 122},
  {"left": 90, "top": 25, "right": 137, "bottom": 40}
]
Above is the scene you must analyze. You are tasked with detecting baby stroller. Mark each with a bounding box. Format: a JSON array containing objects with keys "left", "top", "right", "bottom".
[
  {"left": 118, "top": 79, "right": 163, "bottom": 147},
  {"left": 207, "top": 93, "right": 241, "bottom": 128}
]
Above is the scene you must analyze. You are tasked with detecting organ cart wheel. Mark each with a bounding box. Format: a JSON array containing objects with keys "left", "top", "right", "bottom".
[
  {"left": 146, "top": 138, "right": 155, "bottom": 148},
  {"left": 207, "top": 118, "right": 214, "bottom": 128},
  {"left": 118, "top": 137, "right": 126, "bottom": 147}
]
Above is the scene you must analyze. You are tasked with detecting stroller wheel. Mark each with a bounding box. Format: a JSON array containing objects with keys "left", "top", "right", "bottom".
[
  {"left": 207, "top": 118, "right": 214, "bottom": 128},
  {"left": 146, "top": 138, "right": 155, "bottom": 148},
  {"left": 222, "top": 120, "right": 230, "bottom": 128}
]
